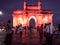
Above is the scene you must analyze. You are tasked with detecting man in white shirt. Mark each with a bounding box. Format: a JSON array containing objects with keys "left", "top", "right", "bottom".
[
  {"left": 45, "top": 23, "right": 53, "bottom": 34},
  {"left": 18, "top": 24, "right": 23, "bottom": 38},
  {"left": 44, "top": 23, "right": 53, "bottom": 45}
]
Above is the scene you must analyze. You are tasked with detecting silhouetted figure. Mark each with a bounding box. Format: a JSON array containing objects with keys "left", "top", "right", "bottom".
[
  {"left": 44, "top": 23, "right": 53, "bottom": 45},
  {"left": 15, "top": 26, "right": 18, "bottom": 34},
  {"left": 0, "top": 25, "right": 6, "bottom": 45},
  {"left": 39, "top": 24, "right": 44, "bottom": 44},
  {"left": 23, "top": 26, "right": 27, "bottom": 34},
  {"left": 5, "top": 20, "right": 13, "bottom": 45},
  {"left": 37, "top": 26, "right": 40, "bottom": 31},
  {"left": 17, "top": 24, "right": 23, "bottom": 38},
  {"left": 53, "top": 24, "right": 60, "bottom": 45},
  {"left": 29, "top": 26, "right": 33, "bottom": 33}
]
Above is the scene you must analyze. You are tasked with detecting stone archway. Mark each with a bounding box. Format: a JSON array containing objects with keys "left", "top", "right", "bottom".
[
  {"left": 28, "top": 16, "right": 37, "bottom": 27},
  {"left": 29, "top": 18, "right": 36, "bottom": 27}
]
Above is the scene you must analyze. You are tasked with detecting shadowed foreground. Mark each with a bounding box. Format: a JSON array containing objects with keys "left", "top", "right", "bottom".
[{"left": 11, "top": 29, "right": 42, "bottom": 45}]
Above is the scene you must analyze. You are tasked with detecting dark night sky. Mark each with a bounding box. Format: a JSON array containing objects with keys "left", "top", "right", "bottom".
[{"left": 0, "top": 0, "right": 60, "bottom": 26}]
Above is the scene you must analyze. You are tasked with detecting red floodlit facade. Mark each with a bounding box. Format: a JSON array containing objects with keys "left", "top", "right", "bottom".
[{"left": 13, "top": 0, "right": 53, "bottom": 27}]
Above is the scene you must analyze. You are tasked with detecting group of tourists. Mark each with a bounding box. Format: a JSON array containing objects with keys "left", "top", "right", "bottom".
[
  {"left": 0, "top": 20, "right": 60, "bottom": 45},
  {"left": 0, "top": 20, "right": 24, "bottom": 45}
]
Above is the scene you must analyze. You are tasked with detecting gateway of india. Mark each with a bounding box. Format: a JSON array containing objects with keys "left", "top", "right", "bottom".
[{"left": 13, "top": 0, "right": 53, "bottom": 27}]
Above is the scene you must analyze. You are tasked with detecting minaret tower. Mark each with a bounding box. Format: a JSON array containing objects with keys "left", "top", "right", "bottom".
[
  {"left": 24, "top": 0, "right": 27, "bottom": 10},
  {"left": 38, "top": 0, "right": 41, "bottom": 10}
]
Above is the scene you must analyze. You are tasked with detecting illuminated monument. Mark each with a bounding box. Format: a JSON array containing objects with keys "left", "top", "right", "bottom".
[{"left": 13, "top": 0, "right": 53, "bottom": 27}]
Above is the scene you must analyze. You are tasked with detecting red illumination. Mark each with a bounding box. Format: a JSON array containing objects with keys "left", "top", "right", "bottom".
[{"left": 13, "top": 1, "right": 53, "bottom": 27}]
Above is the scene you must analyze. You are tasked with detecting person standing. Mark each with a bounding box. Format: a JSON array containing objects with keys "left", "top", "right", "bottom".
[
  {"left": 0, "top": 25, "right": 6, "bottom": 45},
  {"left": 18, "top": 24, "right": 23, "bottom": 38},
  {"left": 39, "top": 24, "right": 44, "bottom": 44},
  {"left": 44, "top": 23, "right": 53, "bottom": 45},
  {"left": 5, "top": 20, "right": 13, "bottom": 45},
  {"left": 53, "top": 24, "right": 60, "bottom": 45}
]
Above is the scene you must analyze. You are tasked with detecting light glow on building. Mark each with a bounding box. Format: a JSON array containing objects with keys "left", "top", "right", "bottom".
[{"left": 13, "top": 0, "right": 53, "bottom": 27}]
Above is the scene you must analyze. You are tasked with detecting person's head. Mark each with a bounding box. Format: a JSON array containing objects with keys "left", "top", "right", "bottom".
[
  {"left": 44, "top": 23, "right": 48, "bottom": 28},
  {"left": 24, "top": 26, "right": 26, "bottom": 30},
  {"left": 0, "top": 24, "right": 4, "bottom": 29},
  {"left": 18, "top": 23, "right": 22, "bottom": 27},
  {"left": 48, "top": 22, "right": 51, "bottom": 25},
  {"left": 41, "top": 24, "right": 43, "bottom": 26},
  {"left": 7, "top": 20, "right": 11, "bottom": 23}
]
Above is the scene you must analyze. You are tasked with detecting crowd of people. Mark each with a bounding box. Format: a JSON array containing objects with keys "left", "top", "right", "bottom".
[{"left": 0, "top": 20, "right": 60, "bottom": 45}]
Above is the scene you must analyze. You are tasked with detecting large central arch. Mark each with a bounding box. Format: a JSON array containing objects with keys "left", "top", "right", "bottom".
[
  {"left": 29, "top": 18, "right": 35, "bottom": 27},
  {"left": 28, "top": 16, "right": 37, "bottom": 27}
]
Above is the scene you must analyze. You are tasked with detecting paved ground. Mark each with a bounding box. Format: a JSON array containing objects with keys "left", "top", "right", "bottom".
[
  {"left": 12, "top": 29, "right": 42, "bottom": 45},
  {"left": 11, "top": 29, "right": 60, "bottom": 45},
  {"left": 0, "top": 29, "right": 60, "bottom": 45}
]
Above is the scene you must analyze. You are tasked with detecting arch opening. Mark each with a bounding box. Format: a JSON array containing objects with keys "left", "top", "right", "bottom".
[{"left": 29, "top": 18, "right": 36, "bottom": 27}]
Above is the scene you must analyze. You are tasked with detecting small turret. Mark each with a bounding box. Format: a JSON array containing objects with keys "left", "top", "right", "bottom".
[
  {"left": 24, "top": 0, "right": 27, "bottom": 10},
  {"left": 38, "top": 0, "right": 42, "bottom": 9}
]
